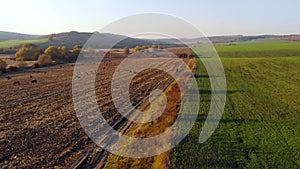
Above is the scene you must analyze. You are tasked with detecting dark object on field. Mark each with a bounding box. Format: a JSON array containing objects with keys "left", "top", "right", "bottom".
[
  {"left": 13, "top": 81, "right": 20, "bottom": 85},
  {"left": 176, "top": 103, "right": 180, "bottom": 109},
  {"left": 30, "top": 75, "right": 33, "bottom": 78},
  {"left": 31, "top": 79, "right": 37, "bottom": 83},
  {"left": 44, "top": 72, "right": 47, "bottom": 74},
  {"left": 178, "top": 53, "right": 189, "bottom": 58},
  {"left": 6, "top": 76, "right": 12, "bottom": 80},
  {"left": 70, "top": 64, "right": 74, "bottom": 67},
  {"left": 32, "top": 62, "right": 39, "bottom": 68},
  {"left": 237, "top": 138, "right": 244, "bottom": 143},
  {"left": 60, "top": 65, "right": 63, "bottom": 68},
  {"left": 0, "top": 68, "right": 6, "bottom": 74}
]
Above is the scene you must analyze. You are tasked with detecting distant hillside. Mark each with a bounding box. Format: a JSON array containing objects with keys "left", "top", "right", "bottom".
[
  {"left": 38, "top": 31, "right": 181, "bottom": 49},
  {"left": 176, "top": 35, "right": 278, "bottom": 44},
  {"left": 0, "top": 31, "right": 41, "bottom": 42},
  {"left": 182, "top": 34, "right": 300, "bottom": 44},
  {"left": 1, "top": 31, "right": 299, "bottom": 51},
  {"left": 0, "top": 31, "right": 174, "bottom": 50},
  {"left": 39, "top": 31, "right": 91, "bottom": 49},
  {"left": 209, "top": 35, "right": 277, "bottom": 43},
  {"left": 277, "top": 35, "right": 300, "bottom": 42}
]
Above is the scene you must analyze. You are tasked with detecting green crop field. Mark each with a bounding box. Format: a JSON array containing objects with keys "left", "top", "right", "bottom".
[
  {"left": 196, "top": 40, "right": 300, "bottom": 58},
  {"left": 172, "top": 41, "right": 300, "bottom": 168},
  {"left": 0, "top": 39, "right": 49, "bottom": 49}
]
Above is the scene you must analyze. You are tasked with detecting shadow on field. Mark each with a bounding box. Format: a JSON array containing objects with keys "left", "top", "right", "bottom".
[
  {"left": 191, "top": 89, "right": 244, "bottom": 95},
  {"left": 181, "top": 114, "right": 261, "bottom": 124},
  {"left": 181, "top": 89, "right": 245, "bottom": 123},
  {"left": 194, "top": 74, "right": 222, "bottom": 78}
]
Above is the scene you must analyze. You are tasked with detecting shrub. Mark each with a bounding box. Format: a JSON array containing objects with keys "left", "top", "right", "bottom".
[
  {"left": 73, "top": 45, "right": 81, "bottom": 54},
  {"left": 142, "top": 45, "right": 149, "bottom": 50},
  {"left": 45, "top": 46, "right": 59, "bottom": 59},
  {"left": 59, "top": 46, "right": 69, "bottom": 56},
  {"left": 44, "top": 45, "right": 70, "bottom": 62},
  {"left": 134, "top": 46, "right": 141, "bottom": 52},
  {"left": 16, "top": 56, "right": 23, "bottom": 61},
  {"left": 38, "top": 54, "right": 53, "bottom": 66},
  {"left": 15, "top": 44, "right": 41, "bottom": 61},
  {"left": 123, "top": 47, "right": 130, "bottom": 54},
  {"left": 0, "top": 59, "right": 7, "bottom": 73},
  {"left": 69, "top": 45, "right": 81, "bottom": 61},
  {"left": 151, "top": 45, "right": 158, "bottom": 49}
]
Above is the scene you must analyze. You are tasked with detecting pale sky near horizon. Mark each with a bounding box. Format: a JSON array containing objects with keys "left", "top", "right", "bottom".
[{"left": 1, "top": 0, "right": 300, "bottom": 36}]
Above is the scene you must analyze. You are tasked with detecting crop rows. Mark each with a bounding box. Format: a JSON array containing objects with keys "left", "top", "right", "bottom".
[{"left": 0, "top": 57, "right": 187, "bottom": 168}]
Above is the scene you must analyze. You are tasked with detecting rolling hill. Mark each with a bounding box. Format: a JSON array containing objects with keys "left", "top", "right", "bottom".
[
  {"left": 0, "top": 31, "right": 182, "bottom": 50},
  {"left": 1, "top": 31, "right": 300, "bottom": 51},
  {"left": 0, "top": 31, "right": 41, "bottom": 42},
  {"left": 39, "top": 31, "right": 164, "bottom": 49}
]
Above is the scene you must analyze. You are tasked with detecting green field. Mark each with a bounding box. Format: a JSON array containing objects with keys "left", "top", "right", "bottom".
[
  {"left": 196, "top": 40, "right": 300, "bottom": 58},
  {"left": 0, "top": 39, "right": 48, "bottom": 49},
  {"left": 173, "top": 41, "right": 300, "bottom": 168}
]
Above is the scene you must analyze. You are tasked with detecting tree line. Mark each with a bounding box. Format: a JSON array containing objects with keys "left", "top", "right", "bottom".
[
  {"left": 15, "top": 44, "right": 82, "bottom": 66},
  {"left": 123, "top": 45, "right": 163, "bottom": 54}
]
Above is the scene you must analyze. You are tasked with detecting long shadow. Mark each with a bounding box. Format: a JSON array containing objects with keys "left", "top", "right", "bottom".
[
  {"left": 190, "top": 89, "right": 244, "bottom": 95},
  {"left": 194, "top": 74, "right": 223, "bottom": 78},
  {"left": 179, "top": 113, "right": 263, "bottom": 124},
  {"left": 179, "top": 89, "right": 245, "bottom": 123}
]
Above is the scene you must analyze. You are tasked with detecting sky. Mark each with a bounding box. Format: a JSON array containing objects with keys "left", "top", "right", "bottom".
[{"left": 1, "top": 0, "right": 300, "bottom": 36}]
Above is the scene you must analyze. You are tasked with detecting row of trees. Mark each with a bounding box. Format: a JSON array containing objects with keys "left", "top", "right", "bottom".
[
  {"left": 134, "top": 45, "right": 163, "bottom": 52},
  {"left": 15, "top": 44, "right": 163, "bottom": 66},
  {"left": 123, "top": 45, "right": 163, "bottom": 54},
  {"left": 15, "top": 44, "right": 82, "bottom": 66}
]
